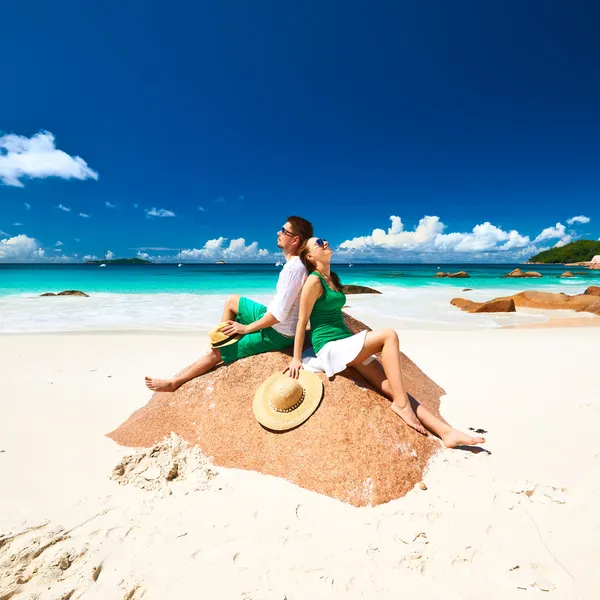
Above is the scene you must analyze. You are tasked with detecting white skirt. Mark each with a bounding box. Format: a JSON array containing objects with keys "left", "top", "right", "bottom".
[{"left": 302, "top": 330, "right": 375, "bottom": 378}]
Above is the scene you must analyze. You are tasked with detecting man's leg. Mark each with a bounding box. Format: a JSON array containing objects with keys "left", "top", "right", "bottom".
[
  {"left": 221, "top": 294, "right": 241, "bottom": 322},
  {"left": 145, "top": 348, "right": 222, "bottom": 392}
]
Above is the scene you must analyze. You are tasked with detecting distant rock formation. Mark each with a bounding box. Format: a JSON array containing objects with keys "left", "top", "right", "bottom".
[
  {"left": 451, "top": 298, "right": 516, "bottom": 313},
  {"left": 434, "top": 271, "right": 469, "bottom": 278},
  {"left": 108, "top": 314, "right": 447, "bottom": 507},
  {"left": 451, "top": 287, "right": 600, "bottom": 317},
  {"left": 39, "top": 290, "right": 89, "bottom": 297},
  {"left": 559, "top": 272, "right": 575, "bottom": 278},
  {"left": 504, "top": 268, "right": 543, "bottom": 278},
  {"left": 341, "top": 284, "right": 381, "bottom": 295}
]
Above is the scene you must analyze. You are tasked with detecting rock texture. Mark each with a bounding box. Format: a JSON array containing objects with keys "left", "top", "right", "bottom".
[
  {"left": 504, "top": 269, "right": 543, "bottom": 278},
  {"left": 341, "top": 284, "right": 382, "bottom": 295},
  {"left": 559, "top": 272, "right": 575, "bottom": 278},
  {"left": 108, "top": 315, "right": 446, "bottom": 507},
  {"left": 40, "top": 290, "right": 89, "bottom": 297},
  {"left": 434, "top": 271, "right": 469, "bottom": 278},
  {"left": 450, "top": 298, "right": 516, "bottom": 313},
  {"left": 451, "top": 287, "right": 600, "bottom": 316}
]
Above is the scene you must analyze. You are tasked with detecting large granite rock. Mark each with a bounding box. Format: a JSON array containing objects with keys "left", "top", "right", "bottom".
[
  {"left": 108, "top": 315, "right": 446, "bottom": 507},
  {"left": 341, "top": 284, "right": 382, "bottom": 295},
  {"left": 39, "top": 290, "right": 89, "bottom": 297},
  {"left": 559, "top": 272, "right": 575, "bottom": 278},
  {"left": 452, "top": 290, "right": 600, "bottom": 316},
  {"left": 450, "top": 298, "right": 516, "bottom": 313},
  {"left": 584, "top": 286, "right": 600, "bottom": 296},
  {"left": 435, "top": 271, "right": 469, "bottom": 278},
  {"left": 504, "top": 269, "right": 542, "bottom": 278}
]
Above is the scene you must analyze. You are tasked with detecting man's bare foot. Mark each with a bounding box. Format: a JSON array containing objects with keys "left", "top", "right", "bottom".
[
  {"left": 441, "top": 429, "right": 485, "bottom": 448},
  {"left": 144, "top": 376, "right": 180, "bottom": 392},
  {"left": 390, "top": 402, "right": 428, "bottom": 436}
]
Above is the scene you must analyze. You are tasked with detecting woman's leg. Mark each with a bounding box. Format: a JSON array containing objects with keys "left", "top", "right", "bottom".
[
  {"left": 145, "top": 348, "right": 222, "bottom": 392},
  {"left": 348, "top": 329, "right": 427, "bottom": 435},
  {"left": 351, "top": 358, "right": 485, "bottom": 447}
]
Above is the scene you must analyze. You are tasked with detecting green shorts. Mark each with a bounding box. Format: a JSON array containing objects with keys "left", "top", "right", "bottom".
[{"left": 219, "top": 297, "right": 294, "bottom": 363}]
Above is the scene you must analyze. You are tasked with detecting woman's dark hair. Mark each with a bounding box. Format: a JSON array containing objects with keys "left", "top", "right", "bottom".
[{"left": 299, "top": 244, "right": 343, "bottom": 291}]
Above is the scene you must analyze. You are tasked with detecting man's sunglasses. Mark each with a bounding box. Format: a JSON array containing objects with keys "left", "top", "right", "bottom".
[
  {"left": 280, "top": 227, "right": 297, "bottom": 237},
  {"left": 315, "top": 238, "right": 328, "bottom": 248}
]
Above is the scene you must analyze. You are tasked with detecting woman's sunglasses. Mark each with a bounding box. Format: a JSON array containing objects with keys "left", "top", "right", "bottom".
[{"left": 315, "top": 238, "right": 328, "bottom": 248}]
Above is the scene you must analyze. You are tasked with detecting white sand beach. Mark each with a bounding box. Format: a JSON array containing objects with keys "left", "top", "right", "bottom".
[{"left": 2, "top": 327, "right": 599, "bottom": 599}]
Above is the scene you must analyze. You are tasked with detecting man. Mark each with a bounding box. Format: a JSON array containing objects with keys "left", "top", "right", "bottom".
[{"left": 145, "top": 216, "right": 313, "bottom": 392}]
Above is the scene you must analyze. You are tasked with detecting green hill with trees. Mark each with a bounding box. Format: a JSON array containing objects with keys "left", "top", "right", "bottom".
[
  {"left": 84, "top": 258, "right": 152, "bottom": 265},
  {"left": 528, "top": 240, "right": 600, "bottom": 263}
]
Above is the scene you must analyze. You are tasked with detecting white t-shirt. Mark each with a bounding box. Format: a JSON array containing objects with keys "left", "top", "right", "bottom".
[{"left": 267, "top": 256, "right": 307, "bottom": 337}]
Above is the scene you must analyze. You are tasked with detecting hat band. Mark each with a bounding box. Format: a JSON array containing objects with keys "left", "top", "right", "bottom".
[
  {"left": 269, "top": 388, "right": 305, "bottom": 413},
  {"left": 211, "top": 335, "right": 236, "bottom": 348}
]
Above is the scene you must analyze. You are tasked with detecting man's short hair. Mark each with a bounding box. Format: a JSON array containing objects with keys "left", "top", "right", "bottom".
[{"left": 287, "top": 216, "right": 313, "bottom": 244}]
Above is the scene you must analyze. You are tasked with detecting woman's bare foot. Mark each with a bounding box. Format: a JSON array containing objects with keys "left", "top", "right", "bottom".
[
  {"left": 390, "top": 402, "right": 428, "bottom": 436},
  {"left": 441, "top": 429, "right": 485, "bottom": 448},
  {"left": 145, "top": 376, "right": 180, "bottom": 392}
]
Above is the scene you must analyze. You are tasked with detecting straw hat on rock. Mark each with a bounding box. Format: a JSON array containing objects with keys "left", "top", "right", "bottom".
[
  {"left": 209, "top": 321, "right": 242, "bottom": 349},
  {"left": 253, "top": 371, "right": 323, "bottom": 431}
]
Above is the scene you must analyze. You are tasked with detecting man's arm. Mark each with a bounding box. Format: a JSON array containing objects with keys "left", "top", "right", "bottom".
[{"left": 221, "top": 266, "right": 304, "bottom": 337}]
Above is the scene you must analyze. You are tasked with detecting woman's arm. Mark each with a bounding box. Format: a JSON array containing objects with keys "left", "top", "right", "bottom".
[{"left": 287, "top": 276, "right": 321, "bottom": 378}]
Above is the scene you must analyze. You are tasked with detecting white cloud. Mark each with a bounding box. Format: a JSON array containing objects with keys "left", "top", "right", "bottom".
[
  {"left": 0, "top": 131, "right": 98, "bottom": 188},
  {"left": 554, "top": 236, "right": 572, "bottom": 248},
  {"left": 0, "top": 230, "right": 9, "bottom": 237},
  {"left": 533, "top": 222, "right": 569, "bottom": 244},
  {"left": 133, "top": 203, "right": 139, "bottom": 208},
  {"left": 12, "top": 222, "right": 23, "bottom": 226},
  {"left": 79, "top": 212, "right": 90, "bottom": 218},
  {"left": 83, "top": 254, "right": 98, "bottom": 261},
  {"left": 145, "top": 207, "right": 175, "bottom": 218},
  {"left": 106, "top": 250, "right": 114, "bottom": 260},
  {"left": 198, "top": 206, "right": 206, "bottom": 212},
  {"left": 57, "top": 203, "right": 71, "bottom": 212},
  {"left": 137, "top": 251, "right": 150, "bottom": 260},
  {"left": 54, "top": 248, "right": 62, "bottom": 252},
  {"left": 336, "top": 214, "right": 579, "bottom": 261},
  {"left": 74, "top": 238, "right": 80, "bottom": 242},
  {"left": 0, "top": 234, "right": 45, "bottom": 261},
  {"left": 171, "top": 237, "right": 269, "bottom": 262},
  {"left": 566, "top": 215, "right": 590, "bottom": 225},
  {"left": 24, "top": 202, "right": 31, "bottom": 210},
  {"left": 55, "top": 240, "right": 63, "bottom": 246},
  {"left": 105, "top": 201, "right": 116, "bottom": 208}
]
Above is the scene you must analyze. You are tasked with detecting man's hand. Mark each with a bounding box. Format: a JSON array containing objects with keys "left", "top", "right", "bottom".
[
  {"left": 286, "top": 358, "right": 303, "bottom": 379},
  {"left": 220, "top": 321, "right": 248, "bottom": 336}
]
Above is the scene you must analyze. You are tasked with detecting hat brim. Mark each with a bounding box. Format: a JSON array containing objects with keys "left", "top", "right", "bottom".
[
  {"left": 253, "top": 370, "right": 324, "bottom": 431},
  {"left": 209, "top": 334, "right": 242, "bottom": 349}
]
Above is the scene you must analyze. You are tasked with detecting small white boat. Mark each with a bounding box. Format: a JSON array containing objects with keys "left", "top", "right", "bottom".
[
  {"left": 348, "top": 262, "right": 353, "bottom": 267},
  {"left": 275, "top": 260, "right": 283, "bottom": 267},
  {"left": 99, "top": 263, "right": 106, "bottom": 268},
  {"left": 177, "top": 250, "right": 183, "bottom": 267}
]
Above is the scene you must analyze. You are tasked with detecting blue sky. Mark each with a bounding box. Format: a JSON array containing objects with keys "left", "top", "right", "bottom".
[{"left": 1, "top": 0, "right": 599, "bottom": 262}]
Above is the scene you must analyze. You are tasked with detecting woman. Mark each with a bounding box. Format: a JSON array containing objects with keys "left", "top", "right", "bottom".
[{"left": 287, "top": 237, "right": 485, "bottom": 448}]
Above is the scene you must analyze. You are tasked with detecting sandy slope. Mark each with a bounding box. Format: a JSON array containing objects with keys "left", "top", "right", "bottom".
[{"left": 1, "top": 329, "right": 599, "bottom": 599}]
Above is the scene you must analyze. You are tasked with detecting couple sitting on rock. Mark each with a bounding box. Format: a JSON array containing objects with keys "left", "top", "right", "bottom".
[{"left": 145, "top": 216, "right": 484, "bottom": 447}]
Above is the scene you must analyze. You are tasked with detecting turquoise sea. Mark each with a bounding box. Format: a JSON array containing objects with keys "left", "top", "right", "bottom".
[
  {"left": 1, "top": 263, "right": 598, "bottom": 333},
  {"left": 1, "top": 263, "right": 598, "bottom": 296}
]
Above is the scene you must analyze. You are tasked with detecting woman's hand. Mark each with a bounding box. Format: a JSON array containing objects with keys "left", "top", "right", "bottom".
[
  {"left": 286, "top": 358, "right": 303, "bottom": 379},
  {"left": 220, "top": 321, "right": 248, "bottom": 336}
]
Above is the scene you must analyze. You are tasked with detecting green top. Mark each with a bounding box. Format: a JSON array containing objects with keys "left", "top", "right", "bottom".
[{"left": 309, "top": 271, "right": 352, "bottom": 354}]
